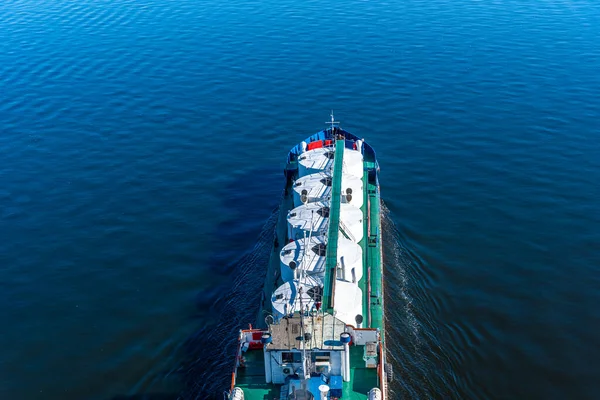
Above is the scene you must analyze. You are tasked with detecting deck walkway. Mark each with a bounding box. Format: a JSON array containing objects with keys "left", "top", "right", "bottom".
[{"left": 323, "top": 139, "right": 345, "bottom": 312}]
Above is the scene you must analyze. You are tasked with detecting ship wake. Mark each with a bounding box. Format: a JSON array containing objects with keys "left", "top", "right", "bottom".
[
  {"left": 179, "top": 208, "right": 279, "bottom": 399},
  {"left": 381, "top": 202, "right": 464, "bottom": 399}
]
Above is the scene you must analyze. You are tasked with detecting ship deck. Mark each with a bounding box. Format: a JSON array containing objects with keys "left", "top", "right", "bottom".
[
  {"left": 258, "top": 160, "right": 382, "bottom": 334},
  {"left": 237, "top": 130, "right": 385, "bottom": 399},
  {"left": 269, "top": 314, "right": 345, "bottom": 350},
  {"left": 235, "top": 346, "right": 377, "bottom": 400}
]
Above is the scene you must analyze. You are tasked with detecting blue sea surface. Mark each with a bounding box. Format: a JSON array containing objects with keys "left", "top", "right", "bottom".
[{"left": 1, "top": 0, "right": 600, "bottom": 399}]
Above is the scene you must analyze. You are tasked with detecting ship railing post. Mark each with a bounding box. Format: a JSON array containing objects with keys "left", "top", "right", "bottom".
[{"left": 340, "top": 332, "right": 352, "bottom": 382}]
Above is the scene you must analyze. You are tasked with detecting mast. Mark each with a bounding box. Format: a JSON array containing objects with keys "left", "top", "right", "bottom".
[
  {"left": 326, "top": 110, "right": 340, "bottom": 136},
  {"left": 298, "top": 209, "right": 316, "bottom": 380}
]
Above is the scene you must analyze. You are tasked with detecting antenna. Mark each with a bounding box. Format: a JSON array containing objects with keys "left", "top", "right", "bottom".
[
  {"left": 325, "top": 110, "right": 339, "bottom": 132},
  {"left": 298, "top": 284, "right": 309, "bottom": 379}
]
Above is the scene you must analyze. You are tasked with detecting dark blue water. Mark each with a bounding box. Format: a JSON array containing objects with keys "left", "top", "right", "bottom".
[{"left": 1, "top": 0, "right": 600, "bottom": 399}]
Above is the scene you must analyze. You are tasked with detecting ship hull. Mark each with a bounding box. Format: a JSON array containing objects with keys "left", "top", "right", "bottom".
[{"left": 227, "top": 126, "right": 387, "bottom": 400}]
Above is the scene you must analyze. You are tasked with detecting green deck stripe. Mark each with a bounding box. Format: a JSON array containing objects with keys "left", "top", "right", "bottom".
[
  {"left": 360, "top": 169, "right": 369, "bottom": 326},
  {"left": 367, "top": 182, "right": 384, "bottom": 331},
  {"left": 323, "top": 140, "right": 345, "bottom": 311}
]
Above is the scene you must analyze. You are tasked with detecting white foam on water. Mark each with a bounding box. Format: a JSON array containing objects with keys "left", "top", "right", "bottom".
[{"left": 381, "top": 201, "right": 422, "bottom": 345}]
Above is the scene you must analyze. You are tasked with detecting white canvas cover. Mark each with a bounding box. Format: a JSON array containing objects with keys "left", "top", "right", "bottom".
[
  {"left": 298, "top": 148, "right": 333, "bottom": 178},
  {"left": 292, "top": 171, "right": 364, "bottom": 208},
  {"left": 337, "top": 235, "right": 363, "bottom": 283},
  {"left": 279, "top": 236, "right": 327, "bottom": 282},
  {"left": 287, "top": 202, "right": 330, "bottom": 239},
  {"left": 332, "top": 280, "right": 364, "bottom": 327},
  {"left": 298, "top": 147, "right": 363, "bottom": 179},
  {"left": 338, "top": 203, "right": 364, "bottom": 243},
  {"left": 279, "top": 235, "right": 362, "bottom": 283},
  {"left": 342, "top": 147, "right": 364, "bottom": 179},
  {"left": 271, "top": 276, "right": 323, "bottom": 319}
]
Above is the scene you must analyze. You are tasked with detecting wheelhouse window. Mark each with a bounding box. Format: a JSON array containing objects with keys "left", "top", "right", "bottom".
[
  {"left": 282, "top": 352, "right": 302, "bottom": 364},
  {"left": 311, "top": 352, "right": 330, "bottom": 362}
]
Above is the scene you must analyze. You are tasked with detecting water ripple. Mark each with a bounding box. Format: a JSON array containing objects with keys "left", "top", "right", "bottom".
[{"left": 2, "top": 0, "right": 600, "bottom": 398}]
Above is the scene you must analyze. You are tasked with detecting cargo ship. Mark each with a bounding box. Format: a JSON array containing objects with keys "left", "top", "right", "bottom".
[{"left": 225, "top": 114, "right": 389, "bottom": 400}]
